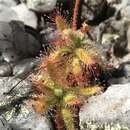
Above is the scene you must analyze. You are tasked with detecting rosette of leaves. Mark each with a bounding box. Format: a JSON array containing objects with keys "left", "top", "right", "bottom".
[
  {"left": 31, "top": 73, "right": 103, "bottom": 130},
  {"left": 30, "top": 0, "right": 108, "bottom": 130}
]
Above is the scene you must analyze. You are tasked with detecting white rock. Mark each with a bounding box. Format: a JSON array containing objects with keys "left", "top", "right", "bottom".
[
  {"left": 102, "top": 33, "right": 119, "bottom": 45},
  {"left": 106, "top": 0, "right": 116, "bottom": 3},
  {"left": 0, "top": 116, "right": 12, "bottom": 130},
  {"left": 12, "top": 3, "right": 37, "bottom": 28},
  {"left": 10, "top": 110, "right": 51, "bottom": 130},
  {"left": 127, "top": 26, "right": 130, "bottom": 50},
  {"left": 0, "top": 0, "right": 17, "bottom": 21},
  {"left": 0, "top": 8, "right": 18, "bottom": 22},
  {"left": 0, "top": 77, "right": 52, "bottom": 130},
  {"left": 121, "top": 6, "right": 130, "bottom": 19},
  {"left": 26, "top": 0, "right": 57, "bottom": 12},
  {"left": 0, "top": 0, "right": 17, "bottom": 10},
  {"left": 0, "top": 3, "right": 38, "bottom": 28},
  {"left": 111, "top": 0, "right": 130, "bottom": 12},
  {"left": 80, "top": 83, "right": 130, "bottom": 128}
]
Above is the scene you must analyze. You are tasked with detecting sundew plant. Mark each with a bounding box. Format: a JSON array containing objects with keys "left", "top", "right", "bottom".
[{"left": 29, "top": 0, "right": 109, "bottom": 130}]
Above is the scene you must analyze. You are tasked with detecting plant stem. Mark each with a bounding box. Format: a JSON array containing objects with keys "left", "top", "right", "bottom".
[
  {"left": 55, "top": 110, "right": 65, "bottom": 130},
  {"left": 72, "top": 0, "right": 80, "bottom": 30}
]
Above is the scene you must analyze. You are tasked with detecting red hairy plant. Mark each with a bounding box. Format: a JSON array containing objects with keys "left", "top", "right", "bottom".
[{"left": 29, "top": 0, "right": 109, "bottom": 130}]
